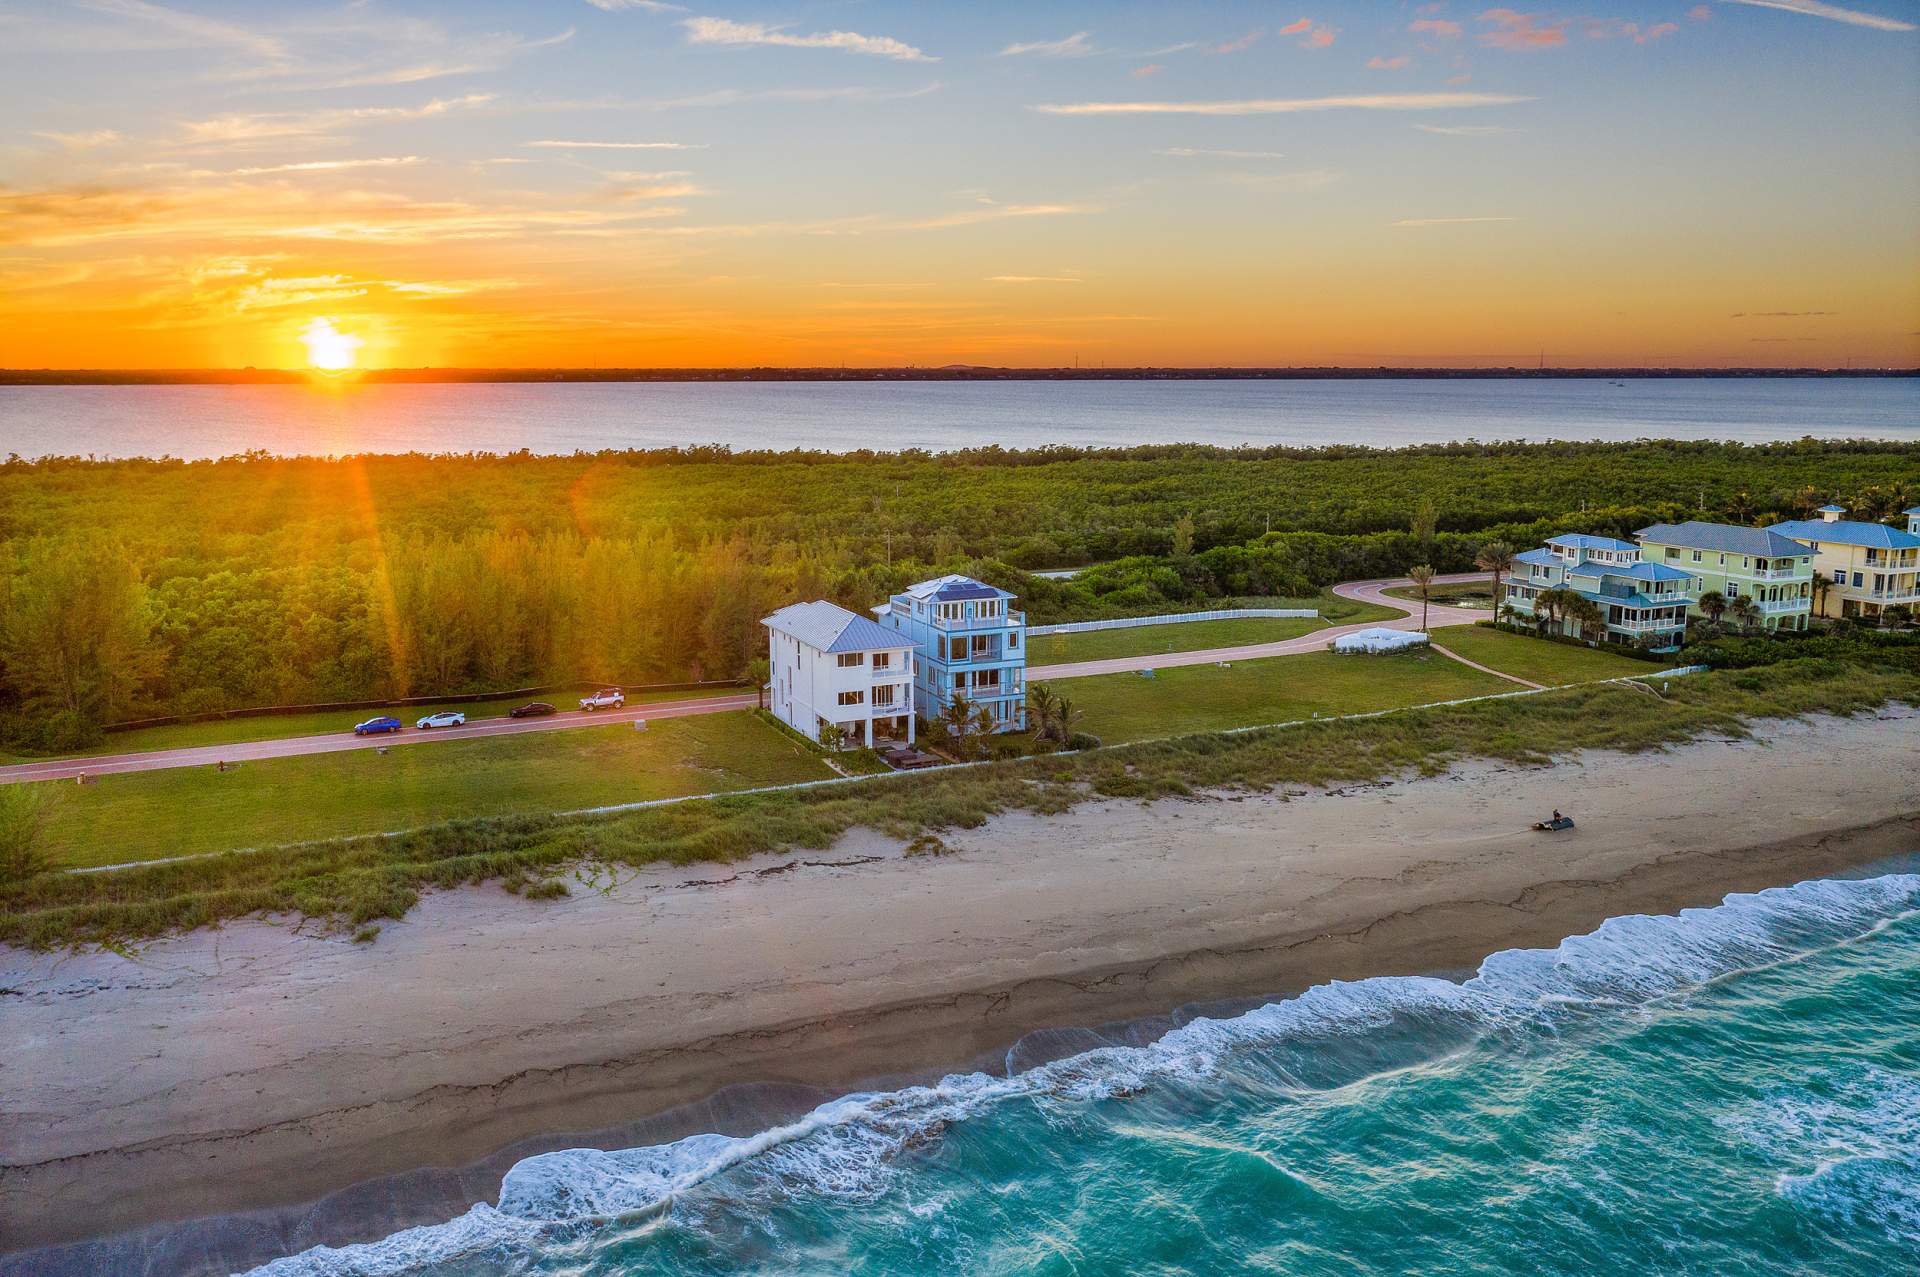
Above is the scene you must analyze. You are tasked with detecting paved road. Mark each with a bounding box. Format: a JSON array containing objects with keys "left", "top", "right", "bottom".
[
  {"left": 0, "top": 693, "right": 761, "bottom": 785},
  {"left": 0, "top": 575, "right": 1497, "bottom": 785},
  {"left": 1026, "top": 572, "right": 1495, "bottom": 681}
]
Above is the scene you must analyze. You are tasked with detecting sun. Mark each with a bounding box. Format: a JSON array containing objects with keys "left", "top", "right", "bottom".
[{"left": 300, "top": 317, "right": 363, "bottom": 372}]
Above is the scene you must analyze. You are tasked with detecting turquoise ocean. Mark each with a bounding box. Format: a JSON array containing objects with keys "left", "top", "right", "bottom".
[{"left": 246, "top": 868, "right": 1920, "bottom": 1277}]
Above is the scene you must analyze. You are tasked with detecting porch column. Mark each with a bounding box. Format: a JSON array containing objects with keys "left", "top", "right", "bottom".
[
  {"left": 864, "top": 716, "right": 874, "bottom": 747},
  {"left": 906, "top": 712, "right": 915, "bottom": 745}
]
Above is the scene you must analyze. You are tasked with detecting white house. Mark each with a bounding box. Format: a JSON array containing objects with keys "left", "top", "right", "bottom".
[{"left": 763, "top": 601, "right": 917, "bottom": 749}]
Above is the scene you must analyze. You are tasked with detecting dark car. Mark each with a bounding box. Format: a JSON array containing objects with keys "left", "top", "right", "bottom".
[
  {"left": 509, "top": 702, "right": 556, "bottom": 718},
  {"left": 353, "top": 715, "right": 403, "bottom": 736}
]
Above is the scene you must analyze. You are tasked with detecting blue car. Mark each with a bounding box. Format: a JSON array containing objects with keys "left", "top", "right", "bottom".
[{"left": 353, "top": 715, "right": 403, "bottom": 736}]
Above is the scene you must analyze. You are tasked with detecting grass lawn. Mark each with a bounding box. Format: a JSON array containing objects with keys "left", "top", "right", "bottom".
[
  {"left": 1431, "top": 625, "right": 1661, "bottom": 686},
  {"left": 25, "top": 685, "right": 747, "bottom": 761},
  {"left": 37, "top": 710, "right": 832, "bottom": 869},
  {"left": 1383, "top": 581, "right": 1496, "bottom": 608},
  {"left": 1055, "top": 648, "right": 1515, "bottom": 744},
  {"left": 1031, "top": 616, "right": 1326, "bottom": 665}
]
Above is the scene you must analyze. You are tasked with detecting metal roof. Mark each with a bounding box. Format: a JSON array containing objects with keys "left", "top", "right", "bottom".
[
  {"left": 899, "top": 574, "right": 1014, "bottom": 602},
  {"left": 763, "top": 601, "right": 914, "bottom": 653},
  {"left": 1635, "top": 522, "right": 1809, "bottom": 559},
  {"left": 1545, "top": 533, "right": 1638, "bottom": 552},
  {"left": 1817, "top": 504, "right": 1847, "bottom": 513},
  {"left": 1768, "top": 519, "right": 1920, "bottom": 551},
  {"left": 1567, "top": 560, "right": 1694, "bottom": 583}
]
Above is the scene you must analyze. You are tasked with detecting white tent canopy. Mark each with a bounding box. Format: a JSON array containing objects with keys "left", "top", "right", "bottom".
[{"left": 1331, "top": 627, "right": 1429, "bottom": 654}]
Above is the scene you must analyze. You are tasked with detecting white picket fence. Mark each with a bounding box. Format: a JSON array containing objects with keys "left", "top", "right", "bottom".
[{"left": 1028, "top": 608, "right": 1318, "bottom": 637}]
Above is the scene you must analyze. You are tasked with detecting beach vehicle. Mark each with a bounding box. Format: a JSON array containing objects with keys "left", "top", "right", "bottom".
[
  {"left": 509, "top": 701, "right": 556, "bottom": 718},
  {"left": 353, "top": 715, "right": 403, "bottom": 736},
  {"left": 415, "top": 711, "right": 466, "bottom": 730},
  {"left": 579, "top": 688, "right": 626, "bottom": 711},
  {"left": 1532, "top": 813, "right": 1576, "bottom": 832}
]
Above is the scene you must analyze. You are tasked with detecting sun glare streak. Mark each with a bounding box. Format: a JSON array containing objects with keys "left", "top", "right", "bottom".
[{"left": 300, "top": 317, "right": 363, "bottom": 371}]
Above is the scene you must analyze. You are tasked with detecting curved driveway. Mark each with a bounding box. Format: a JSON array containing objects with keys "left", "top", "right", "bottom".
[
  {"left": 0, "top": 575, "right": 1499, "bottom": 785},
  {"left": 1025, "top": 572, "right": 1495, "bottom": 681}
]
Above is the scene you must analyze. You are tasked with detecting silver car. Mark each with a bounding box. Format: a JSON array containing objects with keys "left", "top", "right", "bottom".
[{"left": 415, "top": 710, "right": 467, "bottom": 730}]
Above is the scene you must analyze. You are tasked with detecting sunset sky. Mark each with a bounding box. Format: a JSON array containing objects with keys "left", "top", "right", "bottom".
[{"left": 3, "top": 0, "right": 1917, "bottom": 369}]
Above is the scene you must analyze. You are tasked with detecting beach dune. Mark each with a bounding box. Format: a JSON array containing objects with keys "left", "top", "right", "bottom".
[{"left": 2, "top": 708, "right": 1916, "bottom": 1273}]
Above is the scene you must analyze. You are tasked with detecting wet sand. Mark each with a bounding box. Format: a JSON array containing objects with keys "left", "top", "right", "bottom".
[{"left": 3, "top": 707, "right": 1916, "bottom": 1273}]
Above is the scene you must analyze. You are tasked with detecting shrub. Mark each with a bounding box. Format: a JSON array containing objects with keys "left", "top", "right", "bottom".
[
  {"left": 523, "top": 878, "right": 570, "bottom": 900},
  {"left": 0, "top": 785, "right": 56, "bottom": 886},
  {"left": 351, "top": 924, "right": 380, "bottom": 944},
  {"left": 1066, "top": 732, "right": 1101, "bottom": 751}
]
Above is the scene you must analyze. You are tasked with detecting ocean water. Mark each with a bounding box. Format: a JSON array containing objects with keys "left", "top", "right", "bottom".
[
  {"left": 245, "top": 870, "right": 1920, "bottom": 1277},
  {"left": 4, "top": 377, "right": 1917, "bottom": 460}
]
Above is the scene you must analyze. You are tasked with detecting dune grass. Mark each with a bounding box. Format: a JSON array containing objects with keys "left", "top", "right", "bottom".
[
  {"left": 1057, "top": 648, "right": 1513, "bottom": 744},
  {"left": 34, "top": 711, "right": 832, "bottom": 870},
  {"left": 1431, "top": 625, "right": 1661, "bottom": 686},
  {"left": 6, "top": 655, "right": 1911, "bottom": 952}
]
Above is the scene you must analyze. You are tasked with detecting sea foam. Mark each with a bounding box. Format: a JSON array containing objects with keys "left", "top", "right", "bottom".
[{"left": 239, "top": 872, "right": 1920, "bottom": 1277}]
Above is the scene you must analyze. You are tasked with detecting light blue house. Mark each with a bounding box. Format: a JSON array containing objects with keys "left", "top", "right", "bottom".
[
  {"left": 1504, "top": 534, "right": 1695, "bottom": 650},
  {"left": 875, "top": 574, "right": 1028, "bottom": 732}
]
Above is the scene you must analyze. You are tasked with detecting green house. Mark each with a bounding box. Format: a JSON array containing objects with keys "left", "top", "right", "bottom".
[{"left": 1634, "top": 521, "right": 1814, "bottom": 632}]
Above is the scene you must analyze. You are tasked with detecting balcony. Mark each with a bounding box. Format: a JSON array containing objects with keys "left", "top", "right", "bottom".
[
  {"left": 927, "top": 609, "right": 1025, "bottom": 631},
  {"left": 1608, "top": 616, "right": 1685, "bottom": 633},
  {"left": 1758, "top": 596, "right": 1811, "bottom": 612},
  {"left": 1751, "top": 567, "right": 1805, "bottom": 581}
]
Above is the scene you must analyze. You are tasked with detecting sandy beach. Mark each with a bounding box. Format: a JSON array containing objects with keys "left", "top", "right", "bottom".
[{"left": 4, "top": 707, "right": 1917, "bottom": 1273}]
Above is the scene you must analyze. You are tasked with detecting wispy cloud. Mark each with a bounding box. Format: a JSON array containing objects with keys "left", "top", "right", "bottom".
[
  {"left": 179, "top": 94, "right": 494, "bottom": 148},
  {"left": 1212, "top": 30, "right": 1264, "bottom": 53},
  {"left": 999, "top": 31, "right": 1096, "bottom": 57},
  {"left": 1411, "top": 18, "right": 1464, "bottom": 37},
  {"left": 1392, "top": 215, "right": 1517, "bottom": 225},
  {"left": 1157, "top": 147, "right": 1288, "bottom": 159},
  {"left": 35, "top": 129, "right": 123, "bottom": 150},
  {"left": 525, "top": 139, "right": 703, "bottom": 149},
  {"left": 1477, "top": 9, "right": 1569, "bottom": 49},
  {"left": 1715, "top": 0, "right": 1915, "bottom": 30},
  {"left": 680, "top": 15, "right": 936, "bottom": 61},
  {"left": 586, "top": 0, "right": 686, "bottom": 11},
  {"left": 1414, "top": 122, "right": 1514, "bottom": 134},
  {"left": 1730, "top": 309, "right": 1838, "bottom": 317},
  {"left": 198, "top": 156, "right": 424, "bottom": 177},
  {"left": 78, "top": 0, "right": 286, "bottom": 59},
  {"left": 988, "top": 275, "right": 1083, "bottom": 283},
  {"left": 1032, "top": 92, "right": 1530, "bottom": 116},
  {"left": 1367, "top": 55, "right": 1413, "bottom": 68}
]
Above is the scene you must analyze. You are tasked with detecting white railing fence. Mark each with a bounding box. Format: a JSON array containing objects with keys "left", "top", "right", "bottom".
[{"left": 1028, "top": 608, "right": 1318, "bottom": 637}]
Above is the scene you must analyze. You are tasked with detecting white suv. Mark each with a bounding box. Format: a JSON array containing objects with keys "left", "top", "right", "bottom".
[
  {"left": 415, "top": 710, "right": 467, "bottom": 729},
  {"left": 579, "top": 688, "right": 626, "bottom": 711}
]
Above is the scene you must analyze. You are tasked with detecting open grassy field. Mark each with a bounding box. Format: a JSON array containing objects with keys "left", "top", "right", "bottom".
[
  {"left": 1433, "top": 625, "right": 1663, "bottom": 686},
  {"left": 9, "top": 655, "right": 1911, "bottom": 951},
  {"left": 1383, "top": 581, "right": 1497, "bottom": 608},
  {"left": 1032, "top": 616, "right": 1325, "bottom": 665},
  {"left": 9, "top": 685, "right": 747, "bottom": 762},
  {"left": 35, "top": 710, "right": 832, "bottom": 870},
  {"left": 1054, "top": 648, "right": 1515, "bottom": 744}
]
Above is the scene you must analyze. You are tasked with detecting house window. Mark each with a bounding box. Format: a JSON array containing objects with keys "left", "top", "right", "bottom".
[
  {"left": 837, "top": 690, "right": 864, "bottom": 707},
  {"left": 837, "top": 653, "right": 863, "bottom": 668},
  {"left": 1008, "top": 633, "right": 1019, "bottom": 649},
  {"left": 1691, "top": 550, "right": 1702, "bottom": 562},
  {"left": 873, "top": 686, "right": 895, "bottom": 707},
  {"left": 872, "top": 652, "right": 890, "bottom": 670},
  {"left": 1853, "top": 572, "right": 1864, "bottom": 587}
]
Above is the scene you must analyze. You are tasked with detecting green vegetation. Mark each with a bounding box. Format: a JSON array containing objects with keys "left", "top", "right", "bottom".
[
  {"left": 4, "top": 442, "right": 1912, "bottom": 749},
  {"left": 1032, "top": 616, "right": 1325, "bottom": 665},
  {"left": 1383, "top": 581, "right": 1495, "bottom": 608},
  {"left": 1431, "top": 625, "right": 1657, "bottom": 685},
  {"left": 33, "top": 712, "right": 832, "bottom": 870},
  {"left": 1057, "top": 648, "right": 1513, "bottom": 743},
  {"left": 7, "top": 653, "right": 1912, "bottom": 951}
]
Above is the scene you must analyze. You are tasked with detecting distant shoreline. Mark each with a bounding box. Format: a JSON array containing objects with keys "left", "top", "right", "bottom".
[{"left": 2, "top": 366, "right": 1914, "bottom": 386}]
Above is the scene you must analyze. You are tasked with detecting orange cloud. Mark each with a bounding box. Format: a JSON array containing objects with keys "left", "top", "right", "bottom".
[
  {"left": 1132, "top": 63, "right": 1164, "bottom": 77},
  {"left": 1476, "top": 9, "right": 1569, "bottom": 48},
  {"left": 1278, "top": 19, "right": 1314, "bottom": 35},
  {"left": 1211, "top": 30, "right": 1264, "bottom": 53},
  {"left": 1411, "top": 18, "right": 1464, "bottom": 36},
  {"left": 1367, "top": 55, "right": 1413, "bottom": 69}
]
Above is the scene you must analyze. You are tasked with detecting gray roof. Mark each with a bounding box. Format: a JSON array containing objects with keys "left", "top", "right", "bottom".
[
  {"left": 1635, "top": 521, "right": 1809, "bottom": 559},
  {"left": 763, "top": 601, "right": 913, "bottom": 653},
  {"left": 1769, "top": 519, "right": 1920, "bottom": 551},
  {"left": 1545, "top": 533, "right": 1638, "bottom": 552}
]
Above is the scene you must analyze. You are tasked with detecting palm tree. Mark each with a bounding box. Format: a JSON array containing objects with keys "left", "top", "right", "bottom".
[
  {"left": 940, "top": 692, "right": 978, "bottom": 758},
  {"left": 1883, "top": 603, "right": 1913, "bottom": 629},
  {"left": 1026, "top": 682, "right": 1061, "bottom": 743},
  {"left": 1474, "top": 541, "right": 1514, "bottom": 617},
  {"left": 1811, "top": 573, "right": 1832, "bottom": 619},
  {"left": 1534, "top": 586, "right": 1574, "bottom": 636},
  {"left": 1728, "top": 597, "right": 1762, "bottom": 633},
  {"left": 1697, "top": 590, "right": 1727, "bottom": 627},
  {"left": 1563, "top": 594, "right": 1605, "bottom": 642},
  {"left": 1407, "top": 564, "right": 1436, "bottom": 633},
  {"left": 1052, "top": 694, "right": 1084, "bottom": 745}
]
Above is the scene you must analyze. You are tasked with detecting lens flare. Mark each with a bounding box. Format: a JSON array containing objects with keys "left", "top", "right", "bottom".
[{"left": 300, "top": 317, "right": 363, "bottom": 371}]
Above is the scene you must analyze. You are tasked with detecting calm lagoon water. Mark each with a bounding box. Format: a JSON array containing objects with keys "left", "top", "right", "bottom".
[
  {"left": 3, "top": 377, "right": 1916, "bottom": 459},
  {"left": 247, "top": 870, "right": 1920, "bottom": 1277}
]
